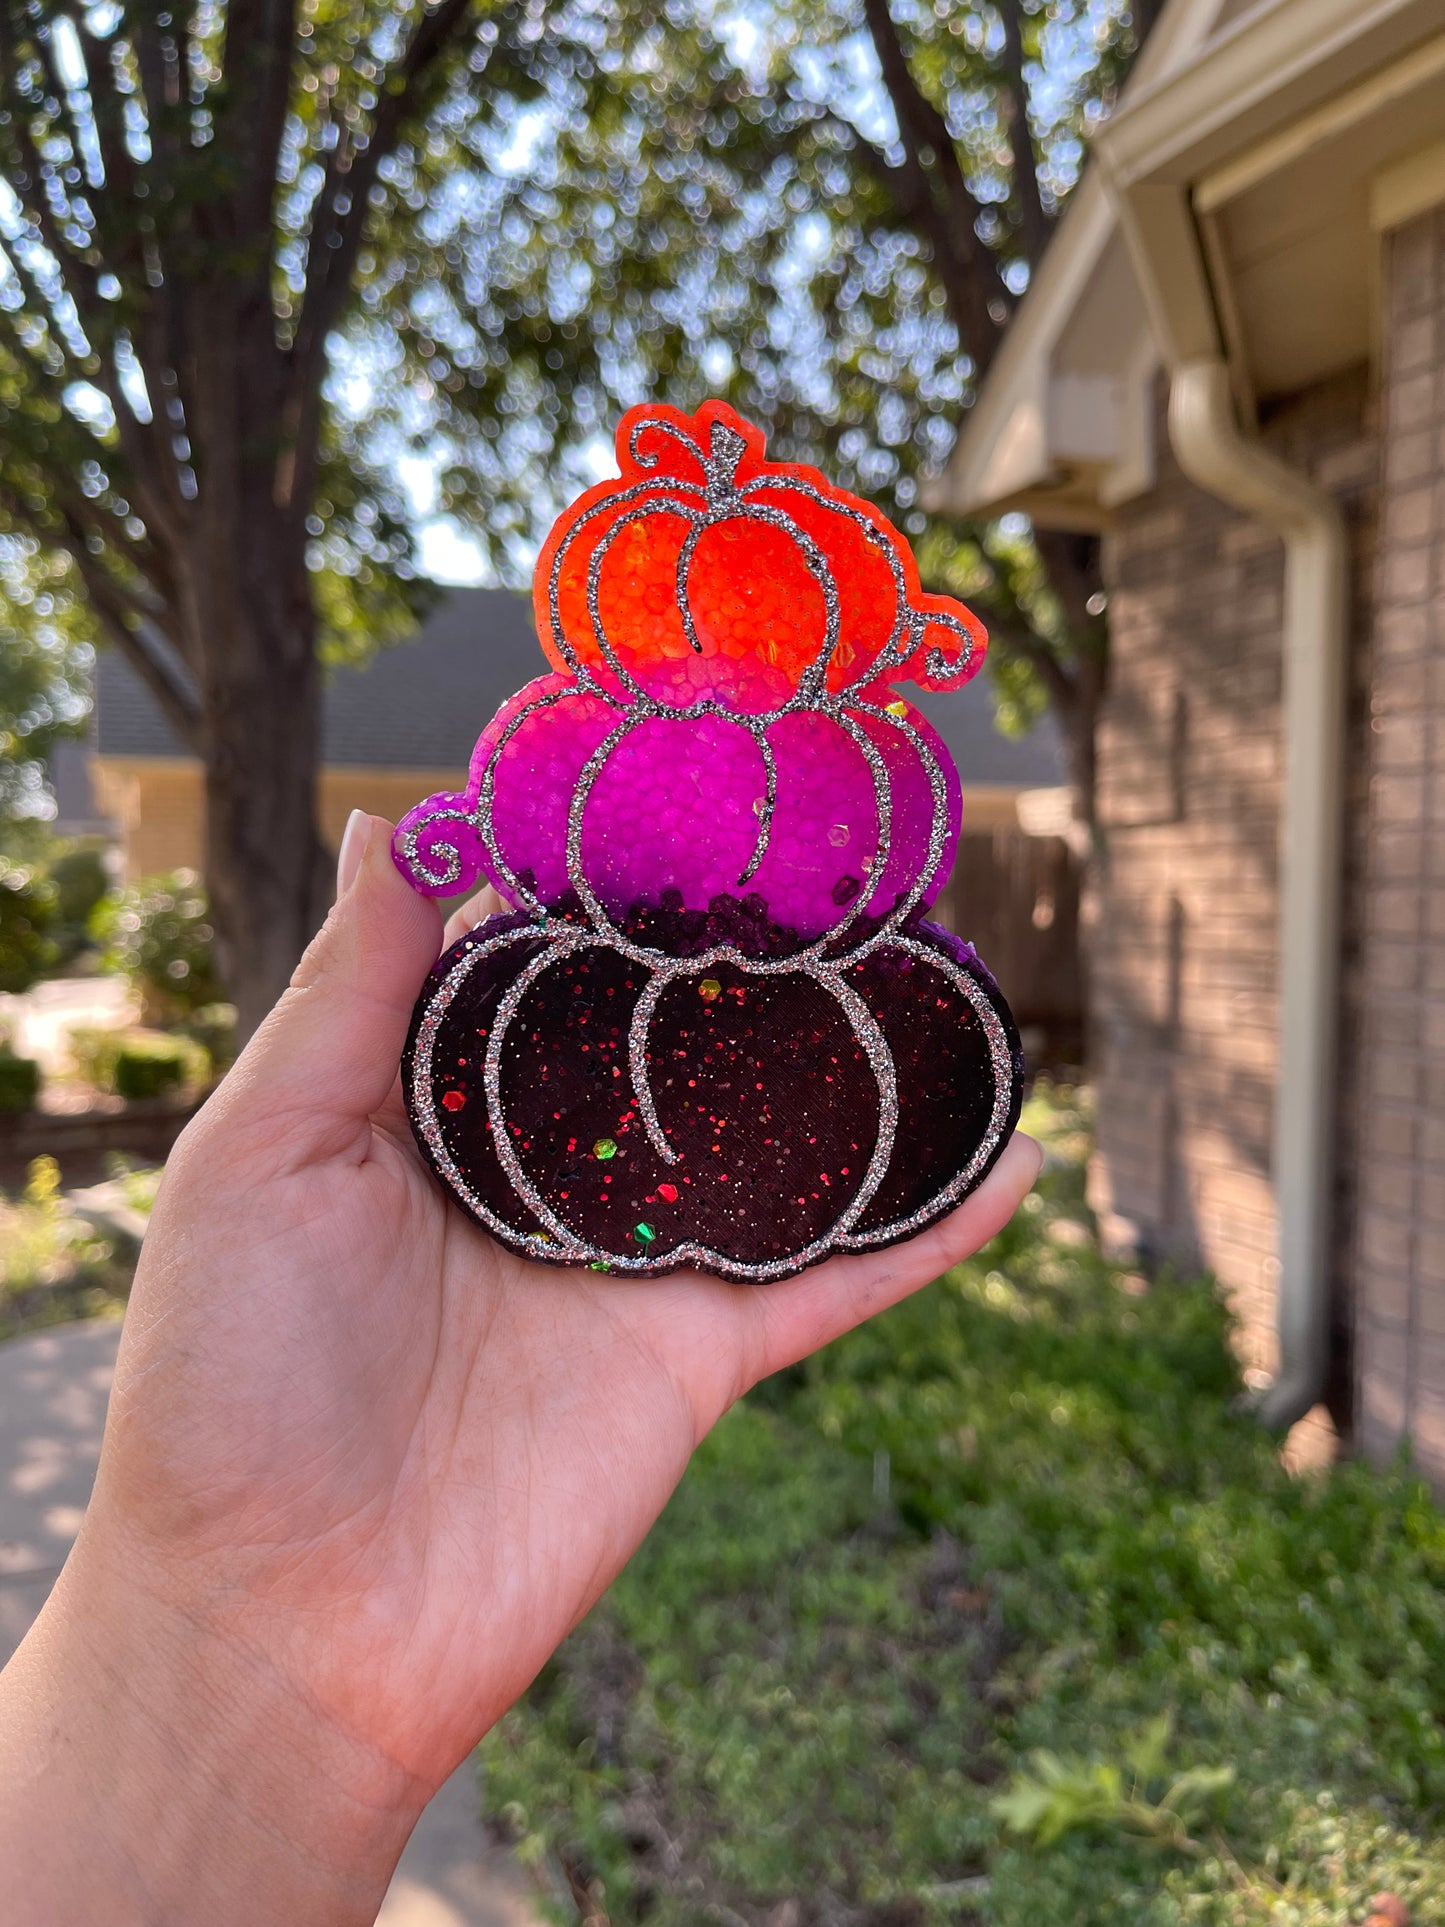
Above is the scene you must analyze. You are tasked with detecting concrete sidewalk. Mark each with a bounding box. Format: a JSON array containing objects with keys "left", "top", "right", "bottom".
[{"left": 0, "top": 1319, "right": 540, "bottom": 1927}]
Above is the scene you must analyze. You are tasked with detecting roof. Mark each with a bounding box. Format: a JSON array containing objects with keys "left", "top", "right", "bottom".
[
  {"left": 933, "top": 0, "right": 1445, "bottom": 527},
  {"left": 94, "top": 585, "right": 1066, "bottom": 791},
  {"left": 95, "top": 588, "right": 543, "bottom": 770}
]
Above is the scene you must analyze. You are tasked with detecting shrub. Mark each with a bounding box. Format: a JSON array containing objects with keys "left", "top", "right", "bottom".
[
  {"left": 111, "top": 1034, "right": 193, "bottom": 1101},
  {"left": 0, "top": 1156, "right": 129, "bottom": 1338},
  {"left": 67, "top": 1022, "right": 121, "bottom": 1091},
  {"left": 68, "top": 1025, "right": 204, "bottom": 1100},
  {"left": 94, "top": 870, "right": 222, "bottom": 1020},
  {"left": 176, "top": 1001, "right": 239, "bottom": 1076},
  {"left": 46, "top": 843, "right": 112, "bottom": 963},
  {"left": 0, "top": 866, "right": 58, "bottom": 993},
  {"left": 0, "top": 1045, "right": 41, "bottom": 1111}
]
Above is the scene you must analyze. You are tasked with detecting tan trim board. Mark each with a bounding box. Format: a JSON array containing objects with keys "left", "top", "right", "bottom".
[
  {"left": 1371, "top": 135, "right": 1445, "bottom": 230},
  {"left": 1100, "top": 0, "right": 1445, "bottom": 190},
  {"left": 1194, "top": 36, "right": 1445, "bottom": 213},
  {"left": 92, "top": 754, "right": 472, "bottom": 788}
]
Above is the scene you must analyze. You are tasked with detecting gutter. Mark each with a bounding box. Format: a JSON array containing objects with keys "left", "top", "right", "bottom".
[
  {"left": 1102, "top": 177, "right": 1349, "bottom": 1432},
  {"left": 1167, "top": 362, "right": 1347, "bottom": 1431}
]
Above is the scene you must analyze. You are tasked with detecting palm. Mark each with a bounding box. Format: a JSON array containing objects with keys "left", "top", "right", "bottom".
[{"left": 88, "top": 828, "right": 1036, "bottom": 1798}]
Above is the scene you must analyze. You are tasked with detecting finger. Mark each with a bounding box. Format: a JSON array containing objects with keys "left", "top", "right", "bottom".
[
  {"left": 205, "top": 814, "right": 442, "bottom": 1161},
  {"left": 744, "top": 1131, "right": 1042, "bottom": 1392},
  {"left": 443, "top": 884, "right": 507, "bottom": 951}
]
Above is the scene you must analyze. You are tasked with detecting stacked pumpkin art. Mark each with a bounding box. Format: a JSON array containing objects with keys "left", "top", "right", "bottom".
[{"left": 392, "top": 401, "right": 1024, "bottom": 1282}]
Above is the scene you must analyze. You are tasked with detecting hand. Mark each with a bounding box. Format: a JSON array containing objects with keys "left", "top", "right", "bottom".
[{"left": 0, "top": 813, "right": 1040, "bottom": 1926}]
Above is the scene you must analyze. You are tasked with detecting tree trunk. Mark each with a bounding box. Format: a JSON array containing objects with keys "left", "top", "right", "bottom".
[
  {"left": 199, "top": 604, "right": 332, "bottom": 1039},
  {"left": 176, "top": 272, "right": 335, "bottom": 1040},
  {"left": 185, "top": 456, "right": 332, "bottom": 1039}
]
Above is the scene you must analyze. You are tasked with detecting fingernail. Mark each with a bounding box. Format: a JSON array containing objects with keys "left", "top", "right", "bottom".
[{"left": 336, "top": 810, "right": 371, "bottom": 899}]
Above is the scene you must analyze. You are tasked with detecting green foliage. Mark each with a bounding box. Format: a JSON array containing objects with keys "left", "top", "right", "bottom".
[
  {"left": 481, "top": 1086, "right": 1445, "bottom": 1926},
  {"left": 174, "top": 1002, "right": 240, "bottom": 1077},
  {"left": 0, "top": 861, "right": 58, "bottom": 992},
  {"left": 102, "top": 1154, "right": 164, "bottom": 1219},
  {"left": 342, "top": 0, "right": 1128, "bottom": 733},
  {"left": 0, "top": 537, "right": 92, "bottom": 829},
  {"left": 65, "top": 1023, "right": 119, "bottom": 1093},
  {"left": 0, "top": 1155, "right": 128, "bottom": 1339},
  {"left": 0, "top": 1042, "right": 41, "bottom": 1111},
  {"left": 993, "top": 1717, "right": 1235, "bottom": 1852},
  {"left": 0, "top": 0, "right": 1130, "bottom": 847},
  {"left": 94, "top": 871, "right": 222, "bottom": 1021},
  {"left": 47, "top": 843, "right": 109, "bottom": 925},
  {"left": 69, "top": 1024, "right": 204, "bottom": 1100},
  {"left": 110, "top": 1033, "right": 191, "bottom": 1102},
  {"left": 36, "top": 839, "right": 112, "bottom": 967}
]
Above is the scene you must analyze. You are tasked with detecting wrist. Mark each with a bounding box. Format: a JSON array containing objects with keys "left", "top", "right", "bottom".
[{"left": 0, "top": 1535, "right": 428, "bottom": 1926}]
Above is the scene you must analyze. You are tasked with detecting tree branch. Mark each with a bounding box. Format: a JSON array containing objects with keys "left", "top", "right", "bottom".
[
  {"left": 995, "top": 0, "right": 1051, "bottom": 269},
  {"left": 0, "top": 480, "right": 199, "bottom": 743},
  {"left": 862, "top": 0, "right": 1013, "bottom": 378},
  {"left": 0, "top": 22, "right": 109, "bottom": 345},
  {"left": 284, "top": 0, "right": 478, "bottom": 503}
]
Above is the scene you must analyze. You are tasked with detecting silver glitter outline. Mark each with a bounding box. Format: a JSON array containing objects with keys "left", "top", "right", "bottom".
[
  {"left": 401, "top": 407, "right": 974, "bottom": 920},
  {"left": 744, "top": 472, "right": 979, "bottom": 691},
  {"left": 409, "top": 923, "right": 590, "bottom": 1263},
  {"left": 835, "top": 935, "right": 1016, "bottom": 1249},
  {"left": 400, "top": 403, "right": 1011, "bottom": 1280},
  {"left": 413, "top": 924, "right": 916, "bottom": 1282}
]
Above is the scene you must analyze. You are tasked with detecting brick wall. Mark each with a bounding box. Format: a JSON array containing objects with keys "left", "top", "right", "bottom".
[
  {"left": 1092, "top": 369, "right": 1379, "bottom": 1390},
  {"left": 1354, "top": 208, "right": 1445, "bottom": 1482}
]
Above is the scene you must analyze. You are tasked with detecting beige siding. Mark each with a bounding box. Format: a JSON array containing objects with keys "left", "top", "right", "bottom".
[
  {"left": 92, "top": 760, "right": 473, "bottom": 880},
  {"left": 93, "top": 756, "right": 1030, "bottom": 883}
]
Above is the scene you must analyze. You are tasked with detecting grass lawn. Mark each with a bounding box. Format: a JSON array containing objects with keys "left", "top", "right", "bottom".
[{"left": 480, "top": 1086, "right": 1445, "bottom": 1926}]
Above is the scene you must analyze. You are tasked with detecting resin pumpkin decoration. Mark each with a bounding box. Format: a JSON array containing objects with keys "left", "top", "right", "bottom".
[{"left": 393, "top": 400, "right": 1024, "bottom": 1282}]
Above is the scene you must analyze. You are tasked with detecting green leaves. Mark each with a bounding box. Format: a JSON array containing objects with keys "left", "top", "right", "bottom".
[
  {"left": 993, "top": 1716, "right": 1236, "bottom": 1851},
  {"left": 0, "top": 530, "right": 91, "bottom": 829}
]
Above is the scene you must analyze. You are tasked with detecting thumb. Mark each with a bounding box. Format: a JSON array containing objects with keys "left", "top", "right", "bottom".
[{"left": 207, "top": 813, "right": 443, "bottom": 1161}]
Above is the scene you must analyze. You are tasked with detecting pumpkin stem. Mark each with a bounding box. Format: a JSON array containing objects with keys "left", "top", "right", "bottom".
[{"left": 705, "top": 420, "right": 747, "bottom": 499}]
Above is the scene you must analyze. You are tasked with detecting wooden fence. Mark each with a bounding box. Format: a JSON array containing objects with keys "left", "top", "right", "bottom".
[{"left": 930, "top": 830, "right": 1083, "bottom": 1042}]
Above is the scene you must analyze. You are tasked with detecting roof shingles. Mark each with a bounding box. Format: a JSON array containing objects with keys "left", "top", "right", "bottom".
[{"left": 96, "top": 585, "right": 1064, "bottom": 789}]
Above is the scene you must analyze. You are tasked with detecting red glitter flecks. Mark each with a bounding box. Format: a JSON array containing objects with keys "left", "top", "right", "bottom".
[
  {"left": 441, "top": 1090, "right": 467, "bottom": 1112},
  {"left": 658, "top": 1182, "right": 679, "bottom": 1202}
]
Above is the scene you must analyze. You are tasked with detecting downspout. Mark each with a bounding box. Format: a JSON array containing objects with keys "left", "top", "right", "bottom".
[{"left": 1166, "top": 360, "right": 1348, "bottom": 1431}]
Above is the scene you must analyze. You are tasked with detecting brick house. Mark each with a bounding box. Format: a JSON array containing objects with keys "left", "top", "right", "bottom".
[{"left": 934, "top": 0, "right": 1445, "bottom": 1472}]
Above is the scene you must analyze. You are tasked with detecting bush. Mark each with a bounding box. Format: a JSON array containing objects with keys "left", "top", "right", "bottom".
[
  {"left": 176, "top": 1002, "right": 239, "bottom": 1076},
  {"left": 94, "top": 870, "right": 222, "bottom": 1021},
  {"left": 0, "top": 1156, "right": 129, "bottom": 1339},
  {"left": 68, "top": 1024, "right": 204, "bottom": 1100},
  {"left": 0, "top": 866, "right": 58, "bottom": 993},
  {"left": 0, "top": 1045, "right": 41, "bottom": 1111},
  {"left": 46, "top": 843, "right": 111, "bottom": 964},
  {"left": 111, "top": 1035, "right": 191, "bottom": 1100},
  {"left": 67, "top": 1023, "right": 121, "bottom": 1091}
]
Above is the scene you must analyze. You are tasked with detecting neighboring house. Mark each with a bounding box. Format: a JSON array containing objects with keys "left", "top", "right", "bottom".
[
  {"left": 92, "top": 582, "right": 1066, "bottom": 872},
  {"left": 934, "top": 0, "right": 1445, "bottom": 1472}
]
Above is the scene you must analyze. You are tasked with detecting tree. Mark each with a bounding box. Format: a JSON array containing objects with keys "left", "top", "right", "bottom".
[
  {"left": 344, "top": 0, "right": 1152, "bottom": 827},
  {"left": 0, "top": 0, "right": 1147, "bottom": 1032},
  {"left": 0, "top": 0, "right": 521, "bottom": 1029}
]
